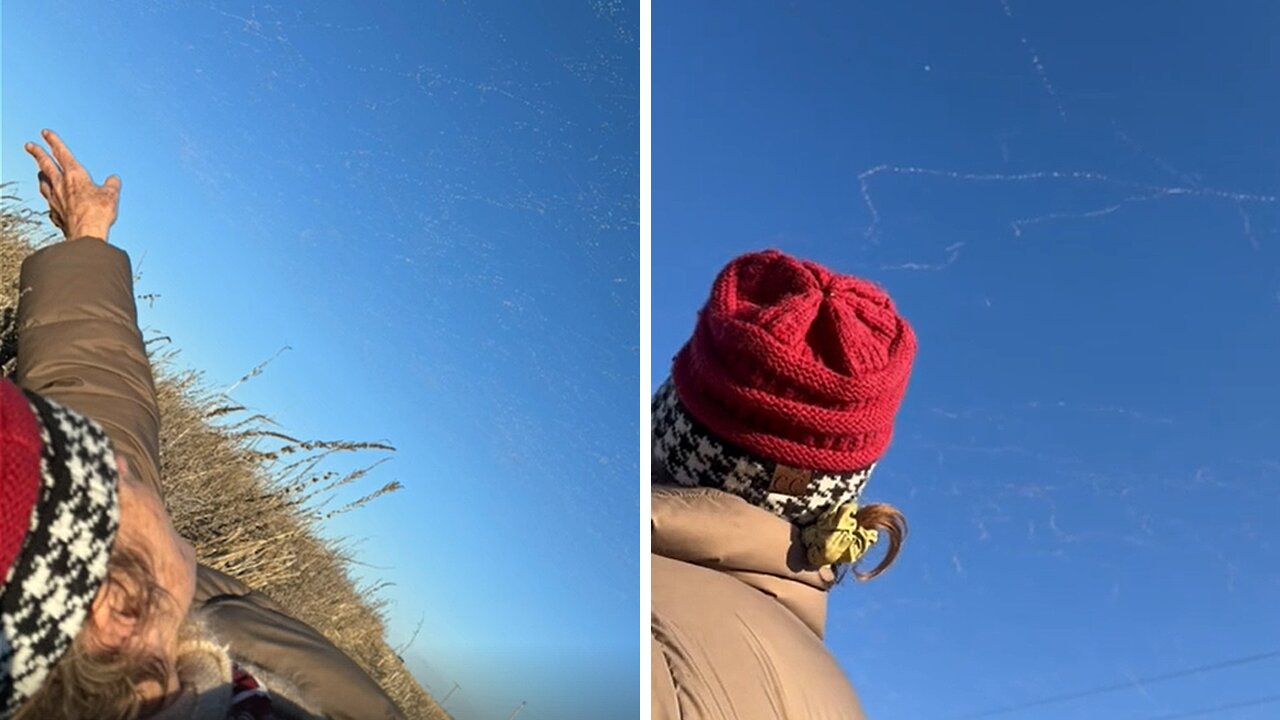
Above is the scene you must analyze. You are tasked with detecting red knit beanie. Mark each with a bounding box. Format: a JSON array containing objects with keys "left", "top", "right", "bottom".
[
  {"left": 672, "top": 249, "right": 916, "bottom": 473},
  {"left": 0, "top": 379, "right": 121, "bottom": 714},
  {"left": 0, "top": 380, "right": 42, "bottom": 580}
]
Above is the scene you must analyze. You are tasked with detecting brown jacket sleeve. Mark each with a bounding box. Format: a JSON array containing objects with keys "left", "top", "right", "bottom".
[
  {"left": 15, "top": 238, "right": 406, "bottom": 720},
  {"left": 16, "top": 237, "right": 165, "bottom": 498}
]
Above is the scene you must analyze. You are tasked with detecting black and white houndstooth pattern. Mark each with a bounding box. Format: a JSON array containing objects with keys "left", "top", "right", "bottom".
[
  {"left": 652, "top": 380, "right": 873, "bottom": 526},
  {"left": 0, "top": 393, "right": 120, "bottom": 717}
]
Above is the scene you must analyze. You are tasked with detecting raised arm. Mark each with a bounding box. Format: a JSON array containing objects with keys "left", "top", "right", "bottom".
[
  {"left": 15, "top": 130, "right": 165, "bottom": 499},
  {"left": 17, "top": 130, "right": 408, "bottom": 720}
]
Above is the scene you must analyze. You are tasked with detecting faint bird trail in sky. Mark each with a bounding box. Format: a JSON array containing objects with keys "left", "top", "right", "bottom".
[
  {"left": 1235, "top": 201, "right": 1260, "bottom": 250},
  {"left": 1008, "top": 189, "right": 1180, "bottom": 237},
  {"left": 858, "top": 165, "right": 1278, "bottom": 245},
  {"left": 1112, "top": 127, "right": 1202, "bottom": 189},
  {"left": 882, "top": 241, "right": 964, "bottom": 271},
  {"left": 1124, "top": 668, "right": 1155, "bottom": 705},
  {"left": 999, "top": 0, "right": 1067, "bottom": 121},
  {"left": 1109, "top": 126, "right": 1265, "bottom": 249}
]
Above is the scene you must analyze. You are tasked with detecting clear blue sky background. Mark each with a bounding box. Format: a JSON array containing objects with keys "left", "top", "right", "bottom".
[
  {"left": 3, "top": 2, "right": 638, "bottom": 719},
  {"left": 656, "top": 2, "right": 1279, "bottom": 719}
]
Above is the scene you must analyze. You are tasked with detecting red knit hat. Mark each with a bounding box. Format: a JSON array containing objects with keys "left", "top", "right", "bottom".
[
  {"left": 0, "top": 380, "right": 42, "bottom": 579},
  {"left": 0, "top": 379, "right": 121, "bottom": 714},
  {"left": 672, "top": 249, "right": 916, "bottom": 472}
]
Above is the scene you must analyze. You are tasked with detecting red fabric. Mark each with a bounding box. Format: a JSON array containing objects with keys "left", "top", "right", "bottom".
[
  {"left": 230, "top": 665, "right": 276, "bottom": 720},
  {"left": 672, "top": 249, "right": 916, "bottom": 472},
  {"left": 0, "top": 381, "right": 42, "bottom": 582}
]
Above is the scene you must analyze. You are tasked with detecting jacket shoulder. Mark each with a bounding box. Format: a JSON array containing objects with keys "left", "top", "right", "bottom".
[
  {"left": 651, "top": 555, "right": 867, "bottom": 720},
  {"left": 197, "top": 583, "right": 406, "bottom": 720}
]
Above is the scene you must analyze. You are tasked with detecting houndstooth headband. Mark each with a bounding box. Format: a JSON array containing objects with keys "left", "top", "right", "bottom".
[
  {"left": 652, "top": 379, "right": 873, "bottom": 527},
  {"left": 0, "top": 388, "right": 120, "bottom": 717}
]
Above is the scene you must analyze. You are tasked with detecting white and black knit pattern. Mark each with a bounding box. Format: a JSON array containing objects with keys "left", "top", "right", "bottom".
[
  {"left": 652, "top": 380, "right": 873, "bottom": 526},
  {"left": 0, "top": 393, "right": 119, "bottom": 717}
]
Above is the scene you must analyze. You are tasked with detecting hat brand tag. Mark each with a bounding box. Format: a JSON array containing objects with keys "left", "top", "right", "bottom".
[{"left": 769, "top": 464, "right": 813, "bottom": 496}]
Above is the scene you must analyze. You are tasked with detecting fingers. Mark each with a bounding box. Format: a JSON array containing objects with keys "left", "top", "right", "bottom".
[
  {"left": 47, "top": 209, "right": 66, "bottom": 233},
  {"left": 36, "top": 171, "right": 54, "bottom": 202},
  {"left": 24, "top": 141, "right": 63, "bottom": 186},
  {"left": 23, "top": 130, "right": 120, "bottom": 240},
  {"left": 41, "top": 129, "right": 88, "bottom": 179}
]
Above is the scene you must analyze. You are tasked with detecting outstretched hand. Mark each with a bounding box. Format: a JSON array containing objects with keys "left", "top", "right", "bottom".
[{"left": 24, "top": 129, "right": 121, "bottom": 242}]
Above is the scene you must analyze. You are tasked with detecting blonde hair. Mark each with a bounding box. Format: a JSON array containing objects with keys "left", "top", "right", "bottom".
[{"left": 13, "top": 543, "right": 174, "bottom": 720}]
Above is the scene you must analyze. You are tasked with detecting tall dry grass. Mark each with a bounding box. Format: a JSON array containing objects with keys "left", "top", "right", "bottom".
[{"left": 0, "top": 186, "right": 448, "bottom": 720}]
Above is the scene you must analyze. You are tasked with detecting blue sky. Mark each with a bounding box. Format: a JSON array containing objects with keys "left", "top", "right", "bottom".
[
  {"left": 3, "top": 2, "right": 638, "bottom": 719},
  {"left": 655, "top": 2, "right": 1280, "bottom": 719}
]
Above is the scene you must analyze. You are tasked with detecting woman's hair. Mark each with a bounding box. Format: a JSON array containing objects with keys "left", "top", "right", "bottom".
[
  {"left": 653, "top": 455, "right": 909, "bottom": 581},
  {"left": 13, "top": 542, "right": 175, "bottom": 720},
  {"left": 850, "top": 503, "right": 907, "bottom": 581}
]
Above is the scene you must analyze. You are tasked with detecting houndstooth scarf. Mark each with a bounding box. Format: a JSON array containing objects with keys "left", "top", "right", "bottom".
[
  {"left": 652, "top": 379, "right": 873, "bottom": 527},
  {"left": 0, "top": 390, "right": 119, "bottom": 716}
]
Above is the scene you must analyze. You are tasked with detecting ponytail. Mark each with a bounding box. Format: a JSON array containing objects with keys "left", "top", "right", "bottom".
[{"left": 851, "top": 503, "right": 907, "bottom": 581}]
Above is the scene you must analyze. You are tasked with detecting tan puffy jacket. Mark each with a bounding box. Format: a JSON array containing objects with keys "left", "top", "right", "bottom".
[
  {"left": 651, "top": 485, "right": 867, "bottom": 720},
  {"left": 15, "top": 238, "right": 406, "bottom": 720}
]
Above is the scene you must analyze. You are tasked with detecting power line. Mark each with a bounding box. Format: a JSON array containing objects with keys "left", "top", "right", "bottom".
[
  {"left": 960, "top": 650, "right": 1280, "bottom": 718},
  {"left": 1143, "top": 693, "right": 1280, "bottom": 720}
]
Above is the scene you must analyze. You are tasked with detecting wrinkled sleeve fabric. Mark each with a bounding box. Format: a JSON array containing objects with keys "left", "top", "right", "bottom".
[
  {"left": 15, "top": 237, "right": 165, "bottom": 498},
  {"left": 652, "top": 632, "right": 680, "bottom": 719}
]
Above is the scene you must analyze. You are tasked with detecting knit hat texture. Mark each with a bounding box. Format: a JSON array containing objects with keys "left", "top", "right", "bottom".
[
  {"left": 656, "top": 249, "right": 915, "bottom": 524},
  {"left": 0, "top": 379, "right": 120, "bottom": 716}
]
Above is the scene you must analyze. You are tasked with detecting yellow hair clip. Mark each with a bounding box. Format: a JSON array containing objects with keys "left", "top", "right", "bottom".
[{"left": 801, "top": 502, "right": 879, "bottom": 567}]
